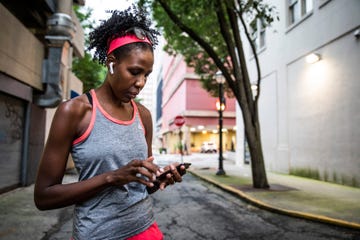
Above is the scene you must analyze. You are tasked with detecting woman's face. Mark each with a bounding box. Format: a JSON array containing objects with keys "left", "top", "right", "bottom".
[{"left": 109, "top": 47, "right": 154, "bottom": 102}]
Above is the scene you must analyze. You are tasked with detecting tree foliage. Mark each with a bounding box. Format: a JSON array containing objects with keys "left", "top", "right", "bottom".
[
  {"left": 139, "top": 0, "right": 278, "bottom": 188},
  {"left": 73, "top": 5, "right": 106, "bottom": 93},
  {"left": 143, "top": 0, "right": 227, "bottom": 96}
]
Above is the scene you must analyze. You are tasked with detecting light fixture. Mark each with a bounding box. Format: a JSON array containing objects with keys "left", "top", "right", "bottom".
[
  {"left": 215, "top": 70, "right": 226, "bottom": 84},
  {"left": 216, "top": 99, "right": 226, "bottom": 111},
  {"left": 306, "top": 53, "right": 321, "bottom": 64}
]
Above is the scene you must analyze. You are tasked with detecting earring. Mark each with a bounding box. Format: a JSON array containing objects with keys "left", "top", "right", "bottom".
[{"left": 109, "top": 62, "right": 114, "bottom": 74}]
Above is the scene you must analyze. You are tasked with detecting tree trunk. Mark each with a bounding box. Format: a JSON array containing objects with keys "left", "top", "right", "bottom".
[{"left": 242, "top": 103, "right": 269, "bottom": 188}]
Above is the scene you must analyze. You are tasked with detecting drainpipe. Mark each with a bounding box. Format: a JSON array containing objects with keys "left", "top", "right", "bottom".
[
  {"left": 34, "top": 0, "right": 75, "bottom": 107},
  {"left": 20, "top": 102, "right": 31, "bottom": 186}
]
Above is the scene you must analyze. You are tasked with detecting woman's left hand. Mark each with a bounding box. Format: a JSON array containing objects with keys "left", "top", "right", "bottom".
[{"left": 157, "top": 163, "right": 186, "bottom": 190}]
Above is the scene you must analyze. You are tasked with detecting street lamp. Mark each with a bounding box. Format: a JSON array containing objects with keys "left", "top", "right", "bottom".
[
  {"left": 215, "top": 71, "right": 226, "bottom": 176},
  {"left": 305, "top": 53, "right": 321, "bottom": 64}
]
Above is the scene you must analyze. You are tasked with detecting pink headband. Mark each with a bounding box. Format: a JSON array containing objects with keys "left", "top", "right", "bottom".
[{"left": 107, "top": 35, "right": 152, "bottom": 55}]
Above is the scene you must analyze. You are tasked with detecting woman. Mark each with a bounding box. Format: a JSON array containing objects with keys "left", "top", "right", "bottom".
[{"left": 34, "top": 7, "right": 185, "bottom": 240}]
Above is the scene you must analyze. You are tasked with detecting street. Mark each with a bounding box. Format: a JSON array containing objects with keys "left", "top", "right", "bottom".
[
  {"left": 152, "top": 174, "right": 359, "bottom": 240},
  {"left": 43, "top": 153, "right": 360, "bottom": 240}
]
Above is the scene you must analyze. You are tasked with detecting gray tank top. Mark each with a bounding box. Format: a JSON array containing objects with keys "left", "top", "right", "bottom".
[{"left": 71, "top": 89, "right": 154, "bottom": 239}]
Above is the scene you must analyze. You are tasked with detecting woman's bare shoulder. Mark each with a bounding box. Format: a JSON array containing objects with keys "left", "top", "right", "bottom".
[
  {"left": 57, "top": 94, "right": 91, "bottom": 116},
  {"left": 48, "top": 94, "right": 93, "bottom": 138}
]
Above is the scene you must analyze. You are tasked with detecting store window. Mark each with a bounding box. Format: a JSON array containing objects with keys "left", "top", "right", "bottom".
[{"left": 288, "top": 0, "right": 313, "bottom": 25}]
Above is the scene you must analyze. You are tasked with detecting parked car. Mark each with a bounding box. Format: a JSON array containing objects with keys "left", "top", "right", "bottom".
[{"left": 200, "top": 142, "right": 217, "bottom": 153}]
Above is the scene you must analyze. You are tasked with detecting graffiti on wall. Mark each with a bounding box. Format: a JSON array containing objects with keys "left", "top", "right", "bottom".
[{"left": 0, "top": 97, "right": 24, "bottom": 144}]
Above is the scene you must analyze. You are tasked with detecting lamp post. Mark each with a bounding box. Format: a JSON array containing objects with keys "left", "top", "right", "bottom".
[{"left": 215, "top": 71, "right": 226, "bottom": 176}]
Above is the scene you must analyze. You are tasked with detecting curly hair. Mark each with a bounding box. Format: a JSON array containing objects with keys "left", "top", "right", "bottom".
[{"left": 88, "top": 5, "right": 160, "bottom": 65}]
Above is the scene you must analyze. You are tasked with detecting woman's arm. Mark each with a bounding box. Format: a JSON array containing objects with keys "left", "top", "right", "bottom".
[
  {"left": 34, "top": 97, "right": 110, "bottom": 209},
  {"left": 34, "top": 98, "right": 159, "bottom": 210}
]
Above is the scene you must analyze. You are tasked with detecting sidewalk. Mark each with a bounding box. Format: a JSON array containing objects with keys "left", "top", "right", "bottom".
[
  {"left": 184, "top": 153, "right": 360, "bottom": 230},
  {"left": 0, "top": 173, "right": 77, "bottom": 240}
]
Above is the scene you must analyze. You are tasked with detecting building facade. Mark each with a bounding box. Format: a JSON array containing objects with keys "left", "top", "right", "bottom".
[
  {"left": 0, "top": 0, "right": 84, "bottom": 193},
  {"left": 236, "top": 0, "right": 360, "bottom": 186},
  {"left": 157, "top": 54, "right": 236, "bottom": 154}
]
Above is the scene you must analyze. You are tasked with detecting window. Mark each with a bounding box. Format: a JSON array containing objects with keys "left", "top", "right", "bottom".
[
  {"left": 251, "top": 19, "right": 266, "bottom": 52},
  {"left": 288, "top": 0, "right": 313, "bottom": 25}
]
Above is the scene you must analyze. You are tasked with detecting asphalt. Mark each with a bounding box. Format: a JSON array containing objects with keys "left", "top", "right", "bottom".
[
  {"left": 0, "top": 153, "right": 359, "bottom": 239},
  {"left": 185, "top": 153, "right": 360, "bottom": 231}
]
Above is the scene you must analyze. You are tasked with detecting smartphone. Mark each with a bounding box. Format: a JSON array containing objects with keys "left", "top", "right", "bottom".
[
  {"left": 157, "top": 162, "right": 191, "bottom": 181},
  {"left": 147, "top": 163, "right": 191, "bottom": 194}
]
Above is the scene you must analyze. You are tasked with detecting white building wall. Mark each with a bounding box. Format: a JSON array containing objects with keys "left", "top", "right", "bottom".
[
  {"left": 237, "top": 0, "right": 360, "bottom": 186},
  {"left": 138, "top": 36, "right": 166, "bottom": 153}
]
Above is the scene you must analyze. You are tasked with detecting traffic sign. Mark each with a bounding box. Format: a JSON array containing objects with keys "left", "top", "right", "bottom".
[{"left": 174, "top": 115, "right": 185, "bottom": 127}]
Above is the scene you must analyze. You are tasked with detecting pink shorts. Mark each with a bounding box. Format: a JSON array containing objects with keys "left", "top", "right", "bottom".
[
  {"left": 70, "top": 222, "right": 163, "bottom": 240},
  {"left": 127, "top": 222, "right": 163, "bottom": 240}
]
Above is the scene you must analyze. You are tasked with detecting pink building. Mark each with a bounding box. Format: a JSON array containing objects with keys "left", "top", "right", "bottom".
[{"left": 157, "top": 54, "right": 236, "bottom": 153}]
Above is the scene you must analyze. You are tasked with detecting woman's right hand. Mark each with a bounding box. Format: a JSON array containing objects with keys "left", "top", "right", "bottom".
[{"left": 106, "top": 156, "right": 164, "bottom": 188}]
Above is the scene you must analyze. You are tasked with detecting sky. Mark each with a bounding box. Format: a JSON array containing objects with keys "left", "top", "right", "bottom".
[{"left": 84, "top": 0, "right": 136, "bottom": 25}]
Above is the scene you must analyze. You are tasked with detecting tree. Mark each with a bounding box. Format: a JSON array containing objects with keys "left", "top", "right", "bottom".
[
  {"left": 139, "top": 0, "right": 278, "bottom": 188},
  {"left": 73, "top": 5, "right": 106, "bottom": 93}
]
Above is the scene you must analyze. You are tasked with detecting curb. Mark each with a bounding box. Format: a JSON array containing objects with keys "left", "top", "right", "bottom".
[{"left": 188, "top": 170, "right": 360, "bottom": 231}]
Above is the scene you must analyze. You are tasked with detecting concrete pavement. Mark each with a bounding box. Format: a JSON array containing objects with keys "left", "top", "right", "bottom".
[
  {"left": 0, "top": 172, "right": 77, "bottom": 240},
  {"left": 0, "top": 153, "right": 359, "bottom": 240}
]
